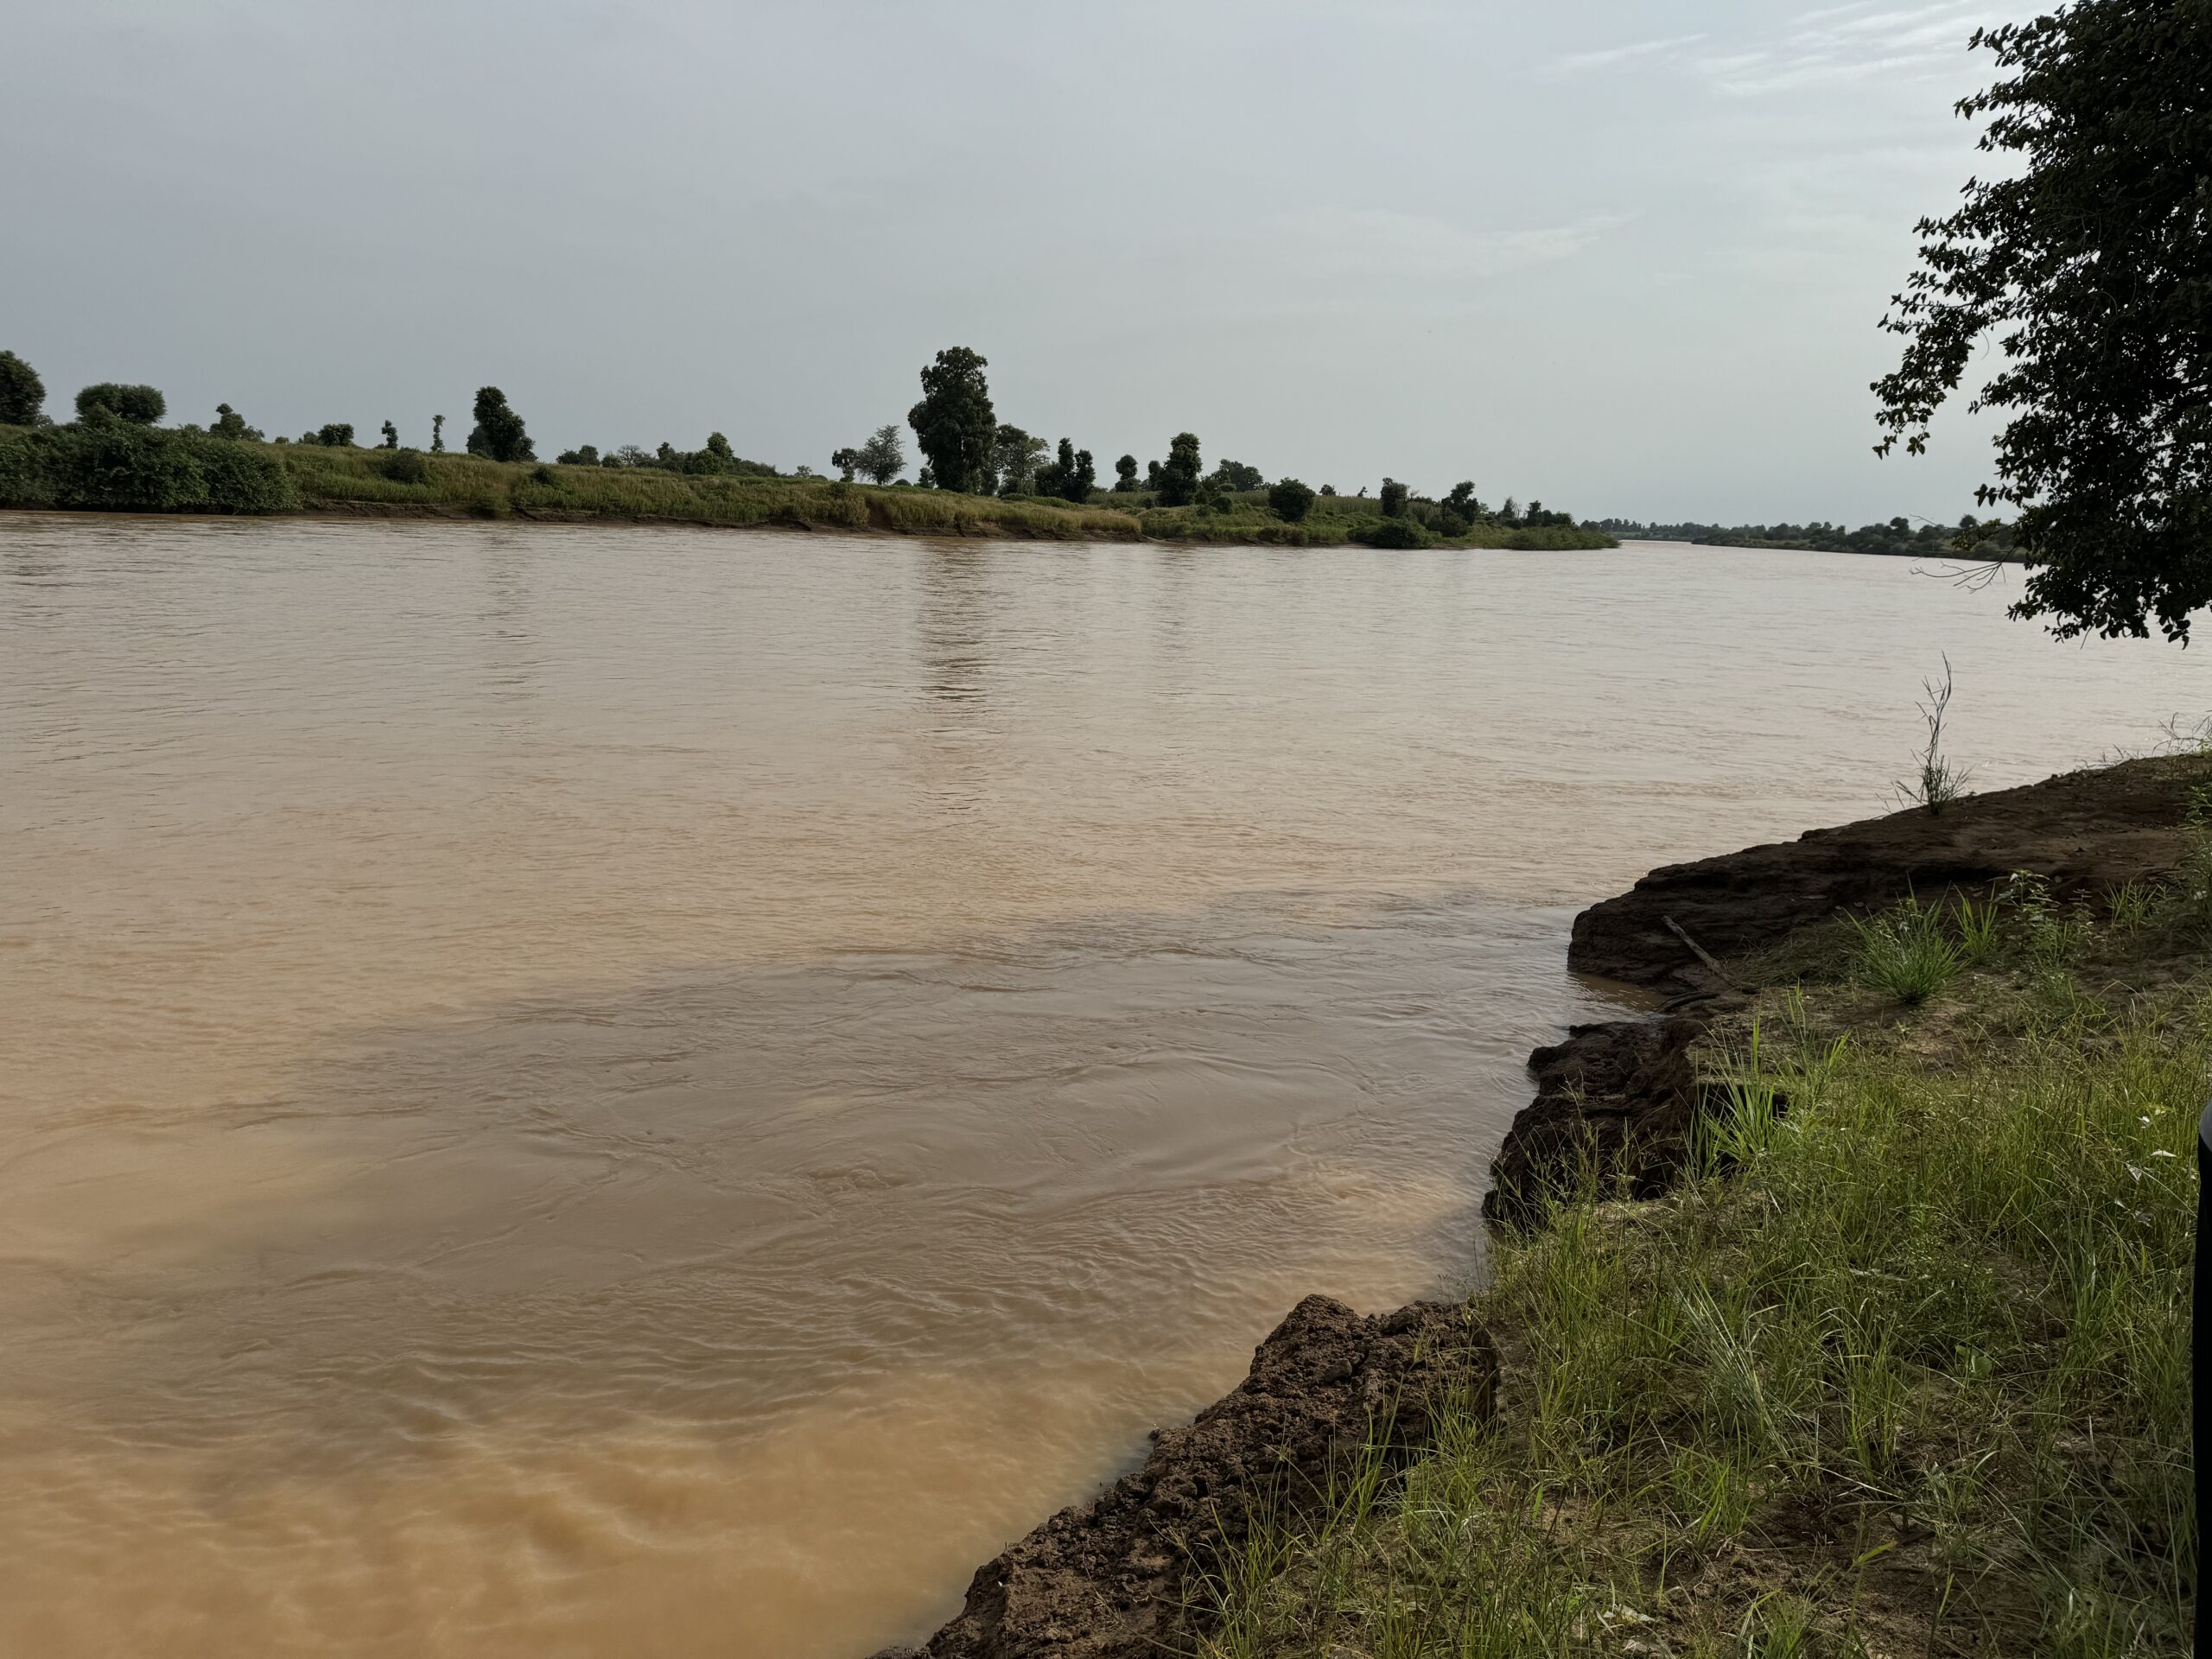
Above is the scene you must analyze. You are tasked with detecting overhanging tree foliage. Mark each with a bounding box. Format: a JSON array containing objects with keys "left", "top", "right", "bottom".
[{"left": 1873, "top": 0, "right": 2211, "bottom": 642}]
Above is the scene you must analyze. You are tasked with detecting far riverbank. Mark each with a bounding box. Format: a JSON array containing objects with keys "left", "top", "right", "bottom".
[{"left": 0, "top": 431, "right": 1618, "bottom": 550}]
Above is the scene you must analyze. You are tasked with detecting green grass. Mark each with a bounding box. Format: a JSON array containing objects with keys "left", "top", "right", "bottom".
[
  {"left": 1201, "top": 894, "right": 2201, "bottom": 1656},
  {"left": 1848, "top": 893, "right": 1963, "bottom": 1004}
]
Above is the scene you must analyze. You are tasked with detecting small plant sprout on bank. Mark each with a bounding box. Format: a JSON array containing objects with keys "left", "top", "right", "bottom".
[{"left": 1899, "top": 655, "right": 1973, "bottom": 815}]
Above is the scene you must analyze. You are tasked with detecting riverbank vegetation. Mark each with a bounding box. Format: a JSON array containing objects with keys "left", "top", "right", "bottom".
[
  {"left": 1196, "top": 811, "right": 2205, "bottom": 1656},
  {"left": 0, "top": 344, "right": 1613, "bottom": 548}
]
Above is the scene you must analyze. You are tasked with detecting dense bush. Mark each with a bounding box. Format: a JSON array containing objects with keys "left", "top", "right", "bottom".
[
  {"left": 74, "top": 383, "right": 166, "bottom": 423},
  {"left": 1268, "top": 478, "right": 1316, "bottom": 523},
  {"left": 378, "top": 448, "right": 430, "bottom": 484},
  {"left": 307, "top": 423, "right": 355, "bottom": 448},
  {"left": 1353, "top": 518, "right": 1429, "bottom": 550},
  {"left": 0, "top": 416, "right": 296, "bottom": 512}
]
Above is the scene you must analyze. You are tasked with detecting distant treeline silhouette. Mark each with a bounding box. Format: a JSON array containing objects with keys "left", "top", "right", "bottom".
[{"left": 1592, "top": 517, "right": 2015, "bottom": 558}]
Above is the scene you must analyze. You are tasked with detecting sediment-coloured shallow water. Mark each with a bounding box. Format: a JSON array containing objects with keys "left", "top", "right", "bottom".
[{"left": 0, "top": 518, "right": 2196, "bottom": 1656}]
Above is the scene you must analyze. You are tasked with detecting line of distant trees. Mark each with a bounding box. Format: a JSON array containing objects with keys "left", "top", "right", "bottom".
[
  {"left": 1592, "top": 516, "right": 2012, "bottom": 558},
  {"left": 1, "top": 340, "right": 1598, "bottom": 537},
  {"left": 885, "top": 345, "right": 1592, "bottom": 535}
]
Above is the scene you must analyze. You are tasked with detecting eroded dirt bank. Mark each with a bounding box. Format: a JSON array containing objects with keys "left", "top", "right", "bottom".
[{"left": 880, "top": 755, "right": 2196, "bottom": 1657}]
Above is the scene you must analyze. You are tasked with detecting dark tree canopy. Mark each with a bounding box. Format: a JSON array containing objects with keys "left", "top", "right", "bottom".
[
  {"left": 830, "top": 446, "right": 861, "bottom": 481},
  {"left": 76, "top": 383, "right": 166, "bottom": 424},
  {"left": 1268, "top": 478, "right": 1317, "bottom": 523},
  {"left": 432, "top": 414, "right": 447, "bottom": 454},
  {"left": 1035, "top": 436, "right": 1095, "bottom": 502},
  {"left": 907, "top": 347, "right": 996, "bottom": 493},
  {"left": 380, "top": 420, "right": 398, "bottom": 449},
  {"left": 1379, "top": 478, "right": 1409, "bottom": 518},
  {"left": 1873, "top": 0, "right": 2211, "bottom": 642},
  {"left": 1211, "top": 459, "right": 1265, "bottom": 493},
  {"left": 1113, "top": 454, "right": 1139, "bottom": 493},
  {"left": 211, "top": 403, "right": 261, "bottom": 442},
  {"left": 1156, "top": 432, "right": 1202, "bottom": 506},
  {"left": 0, "top": 351, "right": 45, "bottom": 426},
  {"left": 467, "top": 386, "right": 535, "bottom": 463}
]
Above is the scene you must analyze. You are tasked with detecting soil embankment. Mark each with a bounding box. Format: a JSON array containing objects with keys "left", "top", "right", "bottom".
[{"left": 881, "top": 754, "right": 2197, "bottom": 1657}]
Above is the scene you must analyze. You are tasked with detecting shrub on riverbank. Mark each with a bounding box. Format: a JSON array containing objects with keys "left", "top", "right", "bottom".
[
  {"left": 1203, "top": 876, "right": 2202, "bottom": 1655},
  {"left": 0, "top": 416, "right": 296, "bottom": 513}
]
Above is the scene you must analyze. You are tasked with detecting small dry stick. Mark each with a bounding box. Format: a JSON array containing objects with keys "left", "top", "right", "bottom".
[{"left": 1664, "top": 915, "right": 1740, "bottom": 989}]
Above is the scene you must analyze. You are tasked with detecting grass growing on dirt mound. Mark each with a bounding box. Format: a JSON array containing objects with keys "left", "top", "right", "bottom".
[{"left": 1201, "top": 876, "right": 2202, "bottom": 1656}]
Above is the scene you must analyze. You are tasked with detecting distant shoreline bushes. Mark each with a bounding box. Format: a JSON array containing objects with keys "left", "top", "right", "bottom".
[
  {"left": 0, "top": 413, "right": 297, "bottom": 514},
  {"left": 1594, "top": 514, "right": 2015, "bottom": 558}
]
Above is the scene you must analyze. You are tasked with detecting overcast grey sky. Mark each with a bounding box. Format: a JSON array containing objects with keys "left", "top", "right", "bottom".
[{"left": 2, "top": 1, "right": 2034, "bottom": 523}]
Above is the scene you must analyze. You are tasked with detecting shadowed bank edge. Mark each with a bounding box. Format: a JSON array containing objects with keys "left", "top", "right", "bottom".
[{"left": 874, "top": 753, "right": 2203, "bottom": 1657}]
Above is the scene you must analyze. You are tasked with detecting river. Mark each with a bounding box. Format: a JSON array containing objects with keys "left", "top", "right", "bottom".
[{"left": 0, "top": 518, "right": 2198, "bottom": 1656}]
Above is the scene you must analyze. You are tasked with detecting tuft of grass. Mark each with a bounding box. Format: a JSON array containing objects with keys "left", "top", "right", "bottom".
[
  {"left": 1201, "top": 926, "right": 2202, "bottom": 1656},
  {"left": 1952, "top": 889, "right": 2002, "bottom": 963},
  {"left": 1847, "top": 893, "right": 1961, "bottom": 1004}
]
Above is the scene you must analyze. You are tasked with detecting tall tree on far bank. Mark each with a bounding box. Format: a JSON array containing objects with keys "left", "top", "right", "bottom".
[
  {"left": 380, "top": 420, "right": 399, "bottom": 449},
  {"left": 467, "top": 387, "right": 535, "bottom": 463},
  {"left": 1873, "top": 0, "right": 2211, "bottom": 642},
  {"left": 992, "top": 423, "right": 1046, "bottom": 496},
  {"left": 908, "top": 347, "right": 996, "bottom": 493},
  {"left": 1156, "top": 432, "right": 1202, "bottom": 506},
  {"left": 1036, "top": 437, "right": 1095, "bottom": 503},
  {"left": 1113, "top": 454, "right": 1139, "bottom": 493},
  {"left": 0, "top": 351, "right": 45, "bottom": 425},
  {"left": 76, "top": 383, "right": 165, "bottom": 424},
  {"left": 858, "top": 423, "right": 906, "bottom": 485},
  {"left": 432, "top": 414, "right": 446, "bottom": 454}
]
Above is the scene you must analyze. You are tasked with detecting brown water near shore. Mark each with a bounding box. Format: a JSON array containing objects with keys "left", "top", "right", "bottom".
[{"left": 0, "top": 519, "right": 2199, "bottom": 1656}]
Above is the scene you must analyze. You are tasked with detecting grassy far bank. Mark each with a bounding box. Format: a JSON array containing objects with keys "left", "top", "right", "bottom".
[
  {"left": 1201, "top": 821, "right": 2203, "bottom": 1654},
  {"left": 0, "top": 427, "right": 1615, "bottom": 549}
]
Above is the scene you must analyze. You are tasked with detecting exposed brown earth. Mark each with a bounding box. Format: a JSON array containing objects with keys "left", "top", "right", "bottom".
[
  {"left": 1483, "top": 755, "right": 2196, "bottom": 1224},
  {"left": 875, "top": 1297, "right": 1494, "bottom": 1659},
  {"left": 1571, "top": 755, "right": 2191, "bottom": 992}
]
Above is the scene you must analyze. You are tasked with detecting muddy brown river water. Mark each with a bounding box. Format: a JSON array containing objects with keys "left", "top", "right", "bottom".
[{"left": 0, "top": 517, "right": 2199, "bottom": 1656}]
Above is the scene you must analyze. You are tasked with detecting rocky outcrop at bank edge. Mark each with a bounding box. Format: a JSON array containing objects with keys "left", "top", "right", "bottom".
[
  {"left": 886, "top": 757, "right": 2198, "bottom": 1654},
  {"left": 1482, "top": 756, "right": 2197, "bottom": 1224},
  {"left": 875, "top": 1297, "right": 1494, "bottom": 1659}
]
